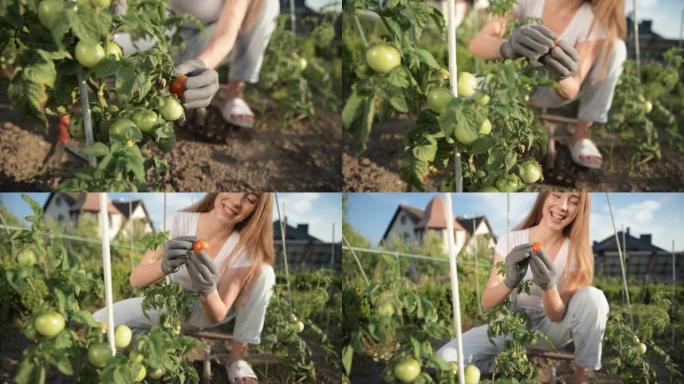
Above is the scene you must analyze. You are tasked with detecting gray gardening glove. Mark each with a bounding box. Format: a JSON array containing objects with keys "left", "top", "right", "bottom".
[
  {"left": 161, "top": 236, "right": 196, "bottom": 275},
  {"left": 503, "top": 244, "right": 532, "bottom": 289},
  {"left": 540, "top": 40, "right": 579, "bottom": 81},
  {"left": 187, "top": 251, "right": 219, "bottom": 296},
  {"left": 175, "top": 59, "right": 220, "bottom": 109},
  {"left": 500, "top": 24, "right": 558, "bottom": 68},
  {"left": 530, "top": 250, "right": 557, "bottom": 291}
]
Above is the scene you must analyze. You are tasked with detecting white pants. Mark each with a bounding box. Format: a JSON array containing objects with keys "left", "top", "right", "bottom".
[
  {"left": 529, "top": 39, "right": 627, "bottom": 124},
  {"left": 93, "top": 264, "right": 275, "bottom": 344},
  {"left": 437, "top": 287, "right": 609, "bottom": 372}
]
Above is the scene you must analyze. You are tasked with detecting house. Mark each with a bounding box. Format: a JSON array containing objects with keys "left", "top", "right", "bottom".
[
  {"left": 273, "top": 219, "right": 340, "bottom": 270},
  {"left": 43, "top": 193, "right": 154, "bottom": 240},
  {"left": 593, "top": 227, "right": 683, "bottom": 282},
  {"left": 381, "top": 194, "right": 496, "bottom": 255},
  {"left": 626, "top": 17, "right": 681, "bottom": 61},
  {"left": 112, "top": 199, "right": 156, "bottom": 240}
]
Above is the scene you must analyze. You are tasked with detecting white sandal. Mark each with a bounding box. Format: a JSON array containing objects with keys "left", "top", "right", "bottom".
[
  {"left": 218, "top": 97, "right": 255, "bottom": 128},
  {"left": 570, "top": 138, "right": 603, "bottom": 170},
  {"left": 226, "top": 360, "right": 258, "bottom": 384}
]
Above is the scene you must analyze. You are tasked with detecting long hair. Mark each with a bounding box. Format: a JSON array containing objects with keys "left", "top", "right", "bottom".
[
  {"left": 184, "top": 193, "right": 275, "bottom": 291},
  {"left": 516, "top": 192, "right": 593, "bottom": 292},
  {"left": 590, "top": 0, "right": 627, "bottom": 79}
]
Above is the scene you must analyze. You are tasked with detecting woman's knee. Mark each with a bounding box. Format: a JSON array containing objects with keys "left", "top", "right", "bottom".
[{"left": 570, "top": 286, "right": 609, "bottom": 318}]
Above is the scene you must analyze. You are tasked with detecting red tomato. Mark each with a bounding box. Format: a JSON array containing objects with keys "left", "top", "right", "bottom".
[
  {"left": 532, "top": 242, "right": 543, "bottom": 253},
  {"left": 170, "top": 75, "right": 188, "bottom": 98},
  {"left": 193, "top": 239, "right": 209, "bottom": 254}
]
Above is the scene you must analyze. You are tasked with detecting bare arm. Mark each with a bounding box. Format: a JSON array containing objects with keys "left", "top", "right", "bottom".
[
  {"left": 196, "top": 0, "right": 252, "bottom": 69},
  {"left": 199, "top": 266, "right": 251, "bottom": 324},
  {"left": 468, "top": 15, "right": 512, "bottom": 59},
  {"left": 554, "top": 39, "right": 602, "bottom": 100},
  {"left": 481, "top": 252, "right": 514, "bottom": 310},
  {"left": 129, "top": 248, "right": 167, "bottom": 289}
]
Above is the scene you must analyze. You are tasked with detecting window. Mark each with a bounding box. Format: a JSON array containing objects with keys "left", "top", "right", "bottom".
[
  {"left": 57, "top": 215, "right": 64, "bottom": 225},
  {"left": 55, "top": 196, "right": 61, "bottom": 207},
  {"left": 400, "top": 215, "right": 407, "bottom": 225}
]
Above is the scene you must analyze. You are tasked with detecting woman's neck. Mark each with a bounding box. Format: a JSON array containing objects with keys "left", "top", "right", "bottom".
[
  {"left": 546, "top": 0, "right": 584, "bottom": 13},
  {"left": 199, "top": 211, "right": 235, "bottom": 243}
]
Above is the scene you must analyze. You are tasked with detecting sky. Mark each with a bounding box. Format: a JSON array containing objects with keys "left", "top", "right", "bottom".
[
  {"left": 626, "top": 0, "right": 682, "bottom": 39},
  {"left": 0, "top": 193, "right": 341, "bottom": 243},
  {"left": 346, "top": 193, "right": 684, "bottom": 252}
]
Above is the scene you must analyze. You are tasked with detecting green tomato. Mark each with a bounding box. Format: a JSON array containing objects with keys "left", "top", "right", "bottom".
[
  {"left": 638, "top": 342, "right": 647, "bottom": 355},
  {"left": 115, "top": 324, "right": 132, "bottom": 349},
  {"left": 91, "top": 0, "right": 111, "bottom": 7},
  {"left": 295, "top": 321, "right": 304, "bottom": 333},
  {"left": 289, "top": 314, "right": 298, "bottom": 323},
  {"left": 130, "top": 352, "right": 144, "bottom": 364},
  {"left": 474, "top": 92, "right": 490, "bottom": 106},
  {"left": 478, "top": 186, "right": 499, "bottom": 192},
  {"left": 393, "top": 358, "right": 421, "bottom": 383},
  {"left": 109, "top": 118, "right": 136, "bottom": 139},
  {"left": 160, "top": 97, "right": 183, "bottom": 121},
  {"left": 365, "top": 44, "right": 401, "bottom": 73},
  {"left": 519, "top": 160, "right": 542, "bottom": 184},
  {"left": 464, "top": 364, "right": 481, "bottom": 384},
  {"left": 643, "top": 101, "right": 653, "bottom": 113},
  {"left": 17, "top": 248, "right": 37, "bottom": 266},
  {"left": 35, "top": 312, "right": 65, "bottom": 337},
  {"left": 376, "top": 303, "right": 394, "bottom": 317},
  {"left": 69, "top": 116, "right": 85, "bottom": 140},
  {"left": 132, "top": 363, "right": 146, "bottom": 382},
  {"left": 495, "top": 175, "right": 521, "bottom": 192},
  {"left": 149, "top": 368, "right": 163, "bottom": 379},
  {"left": 427, "top": 88, "right": 453, "bottom": 114},
  {"left": 454, "top": 124, "right": 479, "bottom": 145},
  {"left": 74, "top": 41, "right": 105, "bottom": 68},
  {"left": 88, "top": 343, "right": 112, "bottom": 368},
  {"left": 38, "top": 0, "right": 62, "bottom": 29},
  {"left": 479, "top": 118, "right": 492, "bottom": 135},
  {"left": 104, "top": 41, "right": 122, "bottom": 60},
  {"left": 296, "top": 57, "right": 307, "bottom": 71},
  {"left": 131, "top": 110, "right": 157, "bottom": 133},
  {"left": 458, "top": 72, "right": 477, "bottom": 97},
  {"left": 23, "top": 322, "right": 39, "bottom": 341}
]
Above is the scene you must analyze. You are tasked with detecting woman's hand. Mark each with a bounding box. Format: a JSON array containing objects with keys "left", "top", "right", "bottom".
[
  {"left": 500, "top": 24, "right": 557, "bottom": 66},
  {"left": 503, "top": 244, "right": 532, "bottom": 289},
  {"left": 161, "top": 236, "right": 195, "bottom": 275},
  {"left": 541, "top": 40, "right": 579, "bottom": 81},
  {"left": 175, "top": 59, "right": 220, "bottom": 109},
  {"left": 530, "top": 250, "right": 557, "bottom": 290},
  {"left": 187, "top": 251, "right": 219, "bottom": 296}
]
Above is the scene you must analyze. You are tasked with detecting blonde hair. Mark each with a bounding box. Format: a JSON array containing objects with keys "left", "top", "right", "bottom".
[
  {"left": 516, "top": 192, "right": 593, "bottom": 292},
  {"left": 184, "top": 193, "right": 275, "bottom": 290},
  {"left": 589, "top": 0, "right": 627, "bottom": 79}
]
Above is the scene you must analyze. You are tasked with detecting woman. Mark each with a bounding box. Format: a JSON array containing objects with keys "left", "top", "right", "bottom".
[
  {"left": 437, "top": 192, "right": 609, "bottom": 384},
  {"left": 94, "top": 193, "right": 276, "bottom": 384},
  {"left": 115, "top": 0, "right": 279, "bottom": 127},
  {"left": 469, "top": 0, "right": 627, "bottom": 169}
]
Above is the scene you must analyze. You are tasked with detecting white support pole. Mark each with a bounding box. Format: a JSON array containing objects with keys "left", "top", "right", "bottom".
[
  {"left": 275, "top": 194, "right": 293, "bottom": 308},
  {"left": 289, "top": 0, "right": 296, "bottom": 35},
  {"left": 343, "top": 234, "right": 370, "bottom": 286},
  {"left": 98, "top": 193, "right": 115, "bottom": 355},
  {"left": 672, "top": 240, "right": 676, "bottom": 350},
  {"left": 78, "top": 74, "right": 96, "bottom": 166},
  {"left": 446, "top": 0, "right": 463, "bottom": 192},
  {"left": 331, "top": 222, "right": 336, "bottom": 266},
  {"left": 163, "top": 193, "right": 169, "bottom": 284},
  {"left": 444, "top": 193, "right": 464, "bottom": 384},
  {"left": 605, "top": 193, "right": 634, "bottom": 329},
  {"left": 680, "top": 9, "right": 684, "bottom": 48},
  {"left": 632, "top": 0, "right": 641, "bottom": 75},
  {"left": 472, "top": 217, "right": 481, "bottom": 316}
]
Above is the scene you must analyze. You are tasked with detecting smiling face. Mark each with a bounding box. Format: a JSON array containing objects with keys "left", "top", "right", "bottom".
[
  {"left": 540, "top": 192, "right": 581, "bottom": 232},
  {"left": 212, "top": 193, "right": 260, "bottom": 225}
]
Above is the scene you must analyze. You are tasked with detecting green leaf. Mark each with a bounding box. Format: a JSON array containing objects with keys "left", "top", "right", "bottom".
[
  {"left": 410, "top": 48, "right": 441, "bottom": 69},
  {"left": 342, "top": 344, "right": 354, "bottom": 375},
  {"left": 81, "top": 142, "right": 110, "bottom": 157},
  {"left": 342, "top": 91, "right": 364, "bottom": 129},
  {"left": 55, "top": 354, "right": 74, "bottom": 376}
]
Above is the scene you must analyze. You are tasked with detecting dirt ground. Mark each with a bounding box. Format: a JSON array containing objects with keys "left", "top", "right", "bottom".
[
  {"left": 0, "top": 82, "right": 341, "bottom": 192},
  {"left": 342, "top": 117, "right": 684, "bottom": 192}
]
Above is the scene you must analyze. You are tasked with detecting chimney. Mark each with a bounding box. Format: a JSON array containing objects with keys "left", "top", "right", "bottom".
[
  {"left": 640, "top": 20, "right": 652, "bottom": 34},
  {"left": 297, "top": 224, "right": 309, "bottom": 234},
  {"left": 626, "top": 227, "right": 630, "bottom": 236},
  {"left": 640, "top": 234, "right": 652, "bottom": 244}
]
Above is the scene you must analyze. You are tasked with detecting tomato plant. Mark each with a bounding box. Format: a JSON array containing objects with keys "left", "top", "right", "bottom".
[{"left": 343, "top": 0, "right": 551, "bottom": 190}]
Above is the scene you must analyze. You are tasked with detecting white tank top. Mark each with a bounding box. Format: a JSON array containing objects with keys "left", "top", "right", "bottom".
[
  {"left": 495, "top": 229, "right": 570, "bottom": 311},
  {"left": 164, "top": 212, "right": 252, "bottom": 290},
  {"left": 169, "top": 0, "right": 224, "bottom": 24},
  {"left": 513, "top": 0, "right": 607, "bottom": 44}
]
